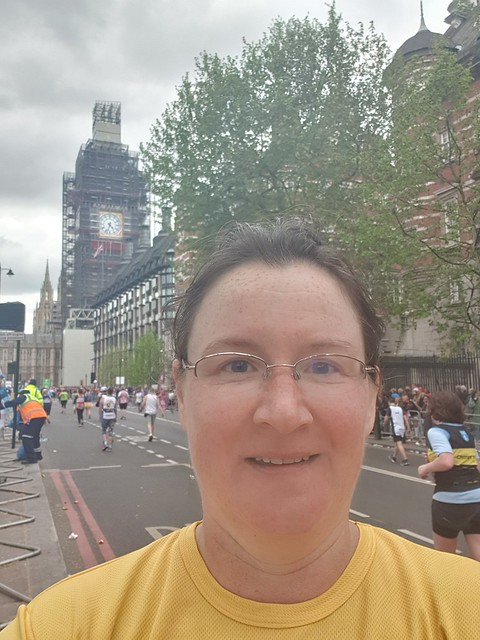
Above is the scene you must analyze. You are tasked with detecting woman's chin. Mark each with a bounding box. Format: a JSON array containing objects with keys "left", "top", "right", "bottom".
[{"left": 232, "top": 497, "right": 338, "bottom": 540}]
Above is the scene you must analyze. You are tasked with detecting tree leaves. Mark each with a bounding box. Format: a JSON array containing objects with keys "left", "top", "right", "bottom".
[
  {"left": 98, "top": 332, "right": 167, "bottom": 387},
  {"left": 141, "top": 8, "right": 390, "bottom": 261},
  {"left": 361, "top": 45, "right": 480, "bottom": 350},
  {"left": 141, "top": 7, "right": 480, "bottom": 352}
]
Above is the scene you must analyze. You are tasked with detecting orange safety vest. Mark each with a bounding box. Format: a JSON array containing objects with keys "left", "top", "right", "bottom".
[{"left": 19, "top": 399, "right": 47, "bottom": 424}]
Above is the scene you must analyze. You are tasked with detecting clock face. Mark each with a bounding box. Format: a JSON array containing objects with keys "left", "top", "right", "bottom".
[{"left": 99, "top": 212, "right": 123, "bottom": 238}]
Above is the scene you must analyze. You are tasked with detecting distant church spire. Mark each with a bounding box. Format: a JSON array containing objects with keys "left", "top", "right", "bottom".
[
  {"left": 43, "top": 260, "right": 51, "bottom": 287},
  {"left": 419, "top": 1, "right": 428, "bottom": 32},
  {"left": 33, "top": 260, "right": 54, "bottom": 334}
]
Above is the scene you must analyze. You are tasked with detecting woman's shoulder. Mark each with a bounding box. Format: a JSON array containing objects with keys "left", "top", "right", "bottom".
[
  {"left": 7, "top": 525, "right": 197, "bottom": 637},
  {"left": 351, "top": 524, "right": 480, "bottom": 636},
  {"left": 361, "top": 523, "right": 480, "bottom": 585}
]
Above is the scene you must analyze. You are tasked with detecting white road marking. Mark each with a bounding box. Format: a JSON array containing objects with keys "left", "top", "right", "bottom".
[
  {"left": 81, "top": 415, "right": 188, "bottom": 468},
  {"left": 141, "top": 462, "right": 192, "bottom": 469},
  {"left": 397, "top": 529, "right": 433, "bottom": 545},
  {"left": 397, "top": 529, "right": 463, "bottom": 553},
  {"left": 349, "top": 509, "right": 370, "bottom": 518},
  {"left": 145, "top": 525, "right": 178, "bottom": 539},
  {"left": 45, "top": 465, "right": 122, "bottom": 472},
  {"left": 361, "top": 464, "right": 434, "bottom": 485},
  {"left": 123, "top": 435, "right": 148, "bottom": 443}
]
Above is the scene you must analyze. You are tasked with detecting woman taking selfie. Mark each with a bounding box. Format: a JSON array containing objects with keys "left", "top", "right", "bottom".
[{"left": 3, "top": 219, "right": 480, "bottom": 638}]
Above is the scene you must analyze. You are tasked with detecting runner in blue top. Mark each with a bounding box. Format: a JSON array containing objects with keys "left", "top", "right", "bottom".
[{"left": 418, "top": 390, "right": 480, "bottom": 560}]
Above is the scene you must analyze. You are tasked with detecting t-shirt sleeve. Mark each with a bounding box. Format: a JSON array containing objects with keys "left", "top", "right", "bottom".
[{"left": 428, "top": 427, "right": 452, "bottom": 456}]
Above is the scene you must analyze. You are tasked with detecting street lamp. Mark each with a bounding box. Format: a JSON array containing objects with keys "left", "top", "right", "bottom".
[{"left": 0, "top": 264, "right": 14, "bottom": 301}]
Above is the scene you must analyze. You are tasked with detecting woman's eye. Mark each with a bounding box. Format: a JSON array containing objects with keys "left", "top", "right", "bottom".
[
  {"left": 308, "top": 360, "right": 335, "bottom": 375},
  {"left": 225, "top": 359, "right": 251, "bottom": 373}
]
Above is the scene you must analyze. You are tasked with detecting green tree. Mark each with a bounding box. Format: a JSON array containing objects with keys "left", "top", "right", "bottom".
[
  {"left": 125, "top": 332, "right": 167, "bottom": 387},
  {"left": 452, "top": 1, "right": 480, "bottom": 27},
  {"left": 142, "top": 5, "right": 480, "bottom": 350},
  {"left": 361, "top": 41, "right": 480, "bottom": 350},
  {"left": 97, "top": 347, "right": 127, "bottom": 388},
  {"left": 141, "top": 7, "right": 391, "bottom": 264}
]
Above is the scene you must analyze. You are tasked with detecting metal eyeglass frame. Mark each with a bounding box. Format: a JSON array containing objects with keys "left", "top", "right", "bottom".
[{"left": 182, "top": 352, "right": 378, "bottom": 381}]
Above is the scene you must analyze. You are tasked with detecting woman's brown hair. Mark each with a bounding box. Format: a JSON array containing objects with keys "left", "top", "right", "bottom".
[
  {"left": 428, "top": 391, "right": 466, "bottom": 424},
  {"left": 172, "top": 217, "right": 385, "bottom": 371}
]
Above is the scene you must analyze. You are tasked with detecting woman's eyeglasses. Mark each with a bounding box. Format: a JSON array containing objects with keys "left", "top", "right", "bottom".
[{"left": 182, "top": 352, "right": 378, "bottom": 392}]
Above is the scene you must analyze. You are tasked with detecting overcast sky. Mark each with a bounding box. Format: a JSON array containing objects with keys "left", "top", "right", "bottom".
[{"left": 0, "top": 0, "right": 450, "bottom": 331}]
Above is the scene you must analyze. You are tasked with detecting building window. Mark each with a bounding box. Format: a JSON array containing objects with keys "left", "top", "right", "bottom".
[
  {"left": 439, "top": 129, "right": 452, "bottom": 163},
  {"left": 392, "top": 278, "right": 404, "bottom": 306},
  {"left": 400, "top": 314, "right": 409, "bottom": 333},
  {"left": 443, "top": 198, "right": 459, "bottom": 242},
  {"left": 450, "top": 279, "right": 461, "bottom": 304}
]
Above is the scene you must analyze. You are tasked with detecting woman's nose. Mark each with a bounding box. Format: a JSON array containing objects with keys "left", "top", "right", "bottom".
[{"left": 252, "top": 369, "right": 313, "bottom": 433}]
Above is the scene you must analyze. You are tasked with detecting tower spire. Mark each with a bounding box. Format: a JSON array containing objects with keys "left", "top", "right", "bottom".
[
  {"left": 43, "top": 259, "right": 50, "bottom": 285},
  {"left": 419, "top": 1, "right": 428, "bottom": 32},
  {"left": 33, "top": 259, "right": 54, "bottom": 334}
]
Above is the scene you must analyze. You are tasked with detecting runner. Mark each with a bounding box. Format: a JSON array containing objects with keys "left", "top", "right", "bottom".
[
  {"left": 99, "top": 387, "right": 116, "bottom": 451},
  {"left": 140, "top": 387, "right": 160, "bottom": 442},
  {"left": 117, "top": 387, "right": 129, "bottom": 420}
]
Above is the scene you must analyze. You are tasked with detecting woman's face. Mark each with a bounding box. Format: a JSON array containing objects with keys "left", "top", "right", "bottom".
[{"left": 175, "top": 262, "right": 378, "bottom": 539}]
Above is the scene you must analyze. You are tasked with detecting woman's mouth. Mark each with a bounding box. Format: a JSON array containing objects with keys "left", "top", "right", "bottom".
[{"left": 252, "top": 455, "right": 315, "bottom": 466}]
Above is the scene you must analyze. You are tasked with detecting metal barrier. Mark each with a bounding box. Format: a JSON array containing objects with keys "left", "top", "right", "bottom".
[
  {"left": 0, "top": 438, "right": 41, "bottom": 616},
  {"left": 380, "top": 407, "right": 480, "bottom": 448},
  {"left": 378, "top": 408, "right": 426, "bottom": 444},
  {"left": 407, "top": 410, "right": 424, "bottom": 443},
  {"left": 465, "top": 417, "right": 480, "bottom": 438},
  {"left": 381, "top": 353, "right": 480, "bottom": 393}
]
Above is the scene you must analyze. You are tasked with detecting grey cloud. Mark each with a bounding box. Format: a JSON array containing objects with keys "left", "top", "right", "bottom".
[{"left": 0, "top": 0, "right": 450, "bottom": 320}]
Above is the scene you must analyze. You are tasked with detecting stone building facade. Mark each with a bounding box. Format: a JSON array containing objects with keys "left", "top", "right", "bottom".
[
  {"left": 382, "top": 2, "right": 480, "bottom": 356},
  {"left": 0, "top": 262, "right": 62, "bottom": 387},
  {"left": 93, "top": 230, "right": 175, "bottom": 380}
]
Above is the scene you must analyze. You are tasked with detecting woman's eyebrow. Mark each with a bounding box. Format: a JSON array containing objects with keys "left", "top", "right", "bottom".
[
  {"left": 201, "top": 339, "right": 260, "bottom": 354},
  {"left": 200, "top": 338, "right": 356, "bottom": 354}
]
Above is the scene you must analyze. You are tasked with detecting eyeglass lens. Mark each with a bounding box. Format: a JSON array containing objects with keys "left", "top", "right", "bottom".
[{"left": 194, "top": 353, "right": 368, "bottom": 388}]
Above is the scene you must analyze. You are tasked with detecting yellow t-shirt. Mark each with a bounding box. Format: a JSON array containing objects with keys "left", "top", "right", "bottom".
[{"left": 2, "top": 521, "right": 480, "bottom": 638}]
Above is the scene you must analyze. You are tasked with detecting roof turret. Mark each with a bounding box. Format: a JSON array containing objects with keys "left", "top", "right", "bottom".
[{"left": 395, "top": 2, "right": 455, "bottom": 62}]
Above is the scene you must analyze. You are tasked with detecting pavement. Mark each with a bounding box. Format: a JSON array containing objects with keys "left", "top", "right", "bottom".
[
  {"left": 367, "top": 431, "right": 428, "bottom": 459},
  {"left": 0, "top": 429, "right": 426, "bottom": 629},
  {"left": 0, "top": 435, "right": 67, "bottom": 629}
]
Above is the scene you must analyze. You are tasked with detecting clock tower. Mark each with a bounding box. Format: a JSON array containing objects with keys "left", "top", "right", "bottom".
[
  {"left": 98, "top": 211, "right": 124, "bottom": 238},
  {"left": 61, "top": 102, "right": 149, "bottom": 324}
]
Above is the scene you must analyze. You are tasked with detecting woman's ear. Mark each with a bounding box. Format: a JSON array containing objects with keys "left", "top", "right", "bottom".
[
  {"left": 172, "top": 359, "right": 182, "bottom": 386},
  {"left": 172, "top": 359, "right": 185, "bottom": 426}
]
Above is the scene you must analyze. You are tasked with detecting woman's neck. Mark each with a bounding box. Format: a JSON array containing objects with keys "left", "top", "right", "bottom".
[{"left": 195, "top": 518, "right": 359, "bottom": 604}]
